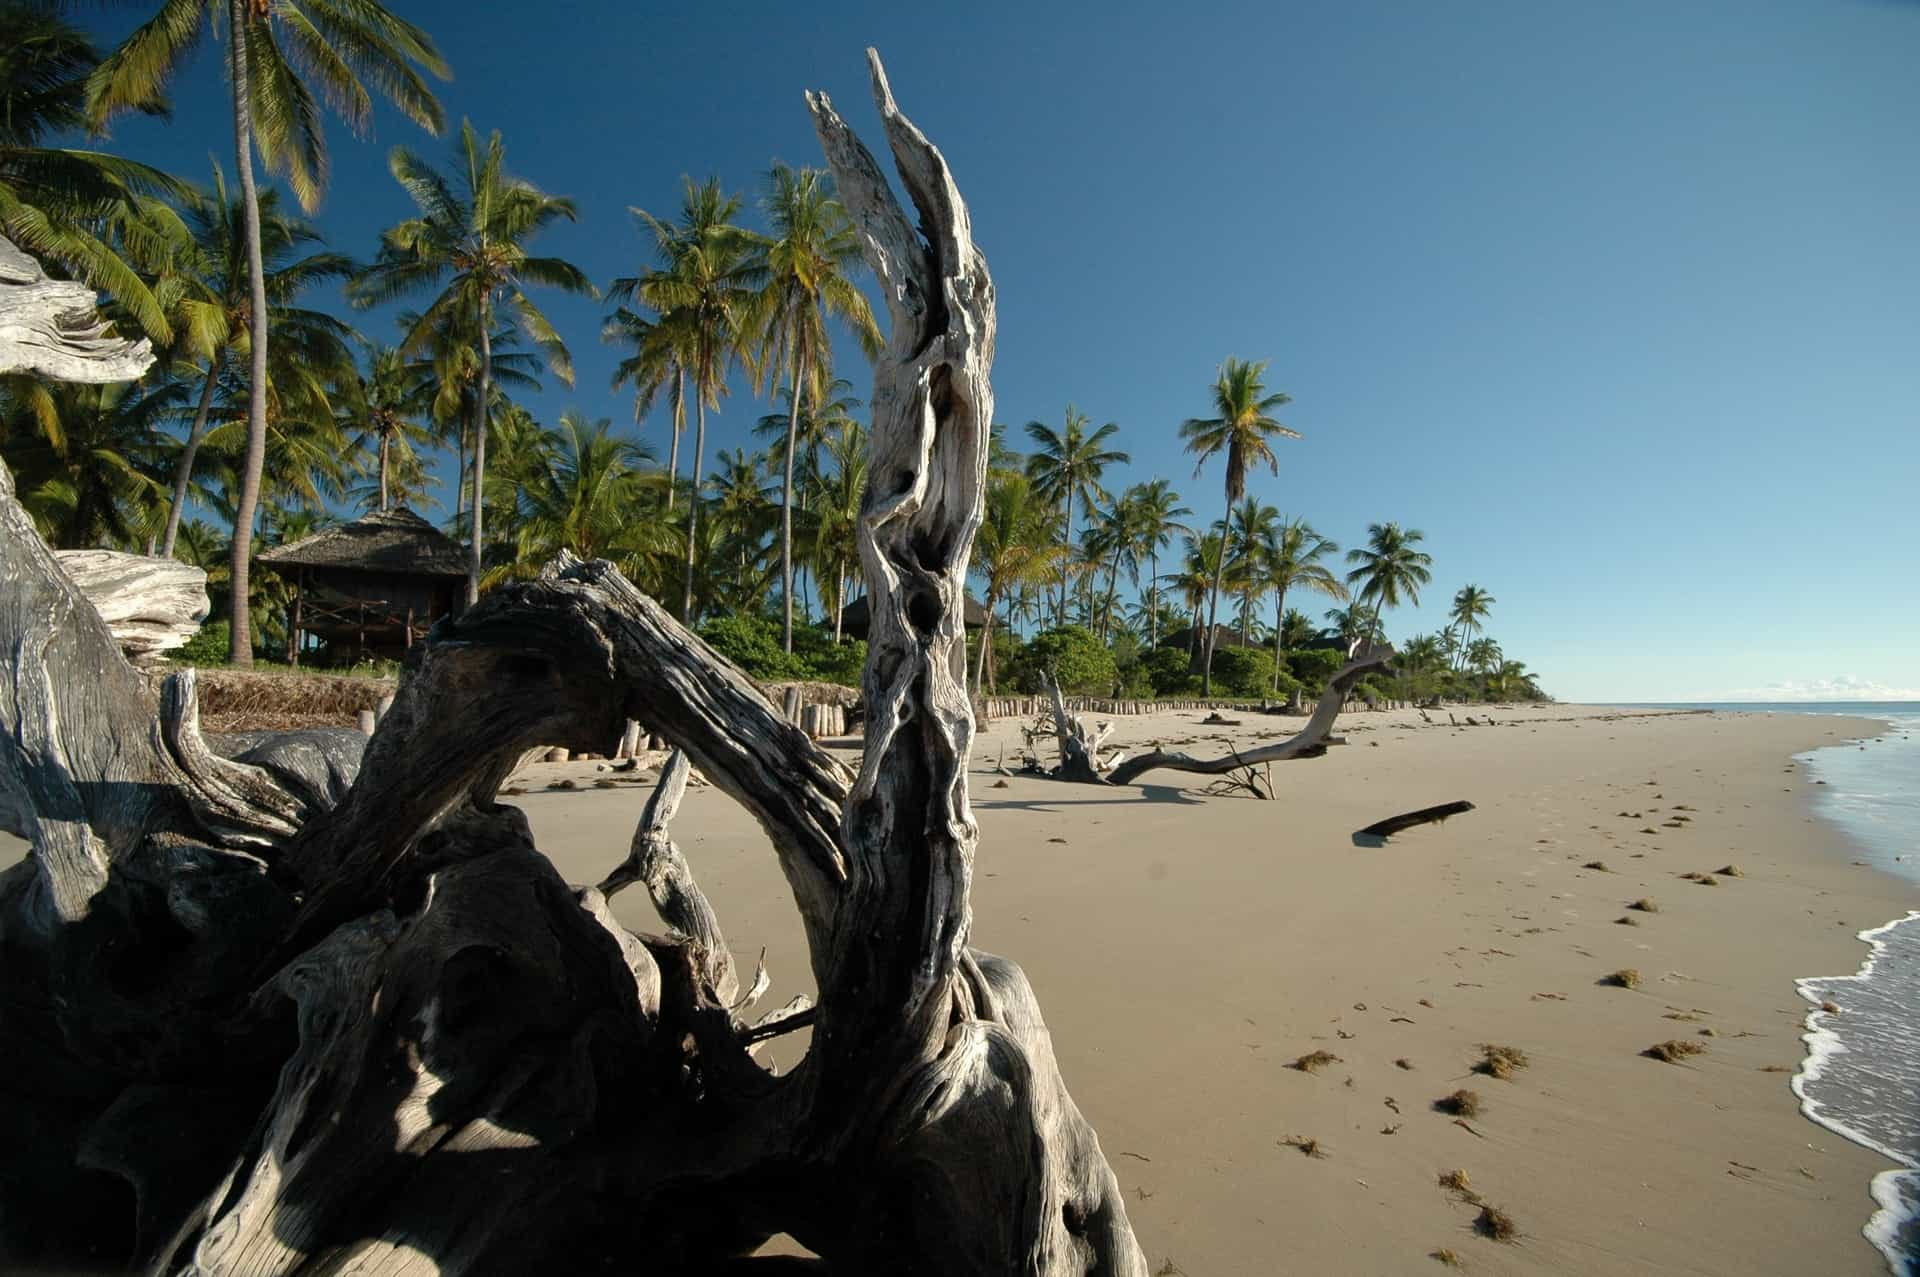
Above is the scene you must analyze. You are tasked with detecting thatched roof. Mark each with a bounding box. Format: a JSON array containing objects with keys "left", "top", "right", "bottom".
[
  {"left": 258, "top": 507, "right": 467, "bottom": 577},
  {"left": 838, "top": 591, "right": 988, "bottom": 636}
]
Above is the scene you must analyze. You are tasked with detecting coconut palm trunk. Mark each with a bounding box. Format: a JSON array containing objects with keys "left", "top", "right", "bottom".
[
  {"left": 1202, "top": 547, "right": 1227, "bottom": 696},
  {"left": 1270, "top": 583, "right": 1288, "bottom": 692},
  {"left": 972, "top": 598, "right": 995, "bottom": 694},
  {"left": 780, "top": 327, "right": 805, "bottom": 651},
  {"left": 1148, "top": 549, "right": 1160, "bottom": 647},
  {"left": 225, "top": 0, "right": 269, "bottom": 666},
  {"left": 377, "top": 431, "right": 391, "bottom": 511},
  {"left": 682, "top": 384, "right": 707, "bottom": 620},
  {"left": 666, "top": 369, "right": 683, "bottom": 511},
  {"left": 1057, "top": 489, "right": 1073, "bottom": 627},
  {"left": 466, "top": 312, "right": 491, "bottom": 606},
  {"left": 833, "top": 558, "right": 846, "bottom": 641},
  {"left": 161, "top": 352, "right": 223, "bottom": 558}
]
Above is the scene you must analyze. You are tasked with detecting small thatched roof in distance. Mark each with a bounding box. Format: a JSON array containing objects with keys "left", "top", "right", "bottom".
[
  {"left": 838, "top": 591, "right": 988, "bottom": 637},
  {"left": 258, "top": 507, "right": 467, "bottom": 577}
]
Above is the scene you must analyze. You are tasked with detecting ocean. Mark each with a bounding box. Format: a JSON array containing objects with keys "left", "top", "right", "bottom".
[{"left": 1634, "top": 702, "right": 1920, "bottom": 1273}]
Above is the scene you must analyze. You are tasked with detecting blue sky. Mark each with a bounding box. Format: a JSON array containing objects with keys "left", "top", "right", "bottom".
[{"left": 81, "top": 0, "right": 1920, "bottom": 702}]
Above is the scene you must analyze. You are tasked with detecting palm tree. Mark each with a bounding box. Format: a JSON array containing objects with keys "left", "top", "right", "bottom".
[
  {"left": 618, "top": 177, "right": 759, "bottom": 620},
  {"left": 1089, "top": 494, "right": 1141, "bottom": 644},
  {"left": 503, "top": 411, "right": 653, "bottom": 571},
  {"left": 350, "top": 121, "right": 593, "bottom": 605},
  {"left": 1167, "top": 532, "right": 1226, "bottom": 658},
  {"left": 1, "top": 4, "right": 188, "bottom": 344},
  {"left": 1024, "top": 406, "right": 1128, "bottom": 626},
  {"left": 1448, "top": 584, "right": 1496, "bottom": 672},
  {"left": 1323, "top": 604, "right": 1383, "bottom": 647},
  {"left": 1466, "top": 637, "right": 1503, "bottom": 678},
  {"left": 343, "top": 343, "right": 434, "bottom": 512},
  {"left": 812, "top": 421, "right": 868, "bottom": 642},
  {"left": 159, "top": 166, "right": 353, "bottom": 555},
  {"left": 1257, "top": 518, "right": 1346, "bottom": 691},
  {"left": 750, "top": 163, "right": 880, "bottom": 651},
  {"left": 1125, "top": 479, "right": 1189, "bottom": 648},
  {"left": 90, "top": 0, "right": 447, "bottom": 664},
  {"left": 604, "top": 293, "right": 699, "bottom": 509},
  {"left": 1344, "top": 521, "right": 1433, "bottom": 635},
  {"left": 971, "top": 473, "right": 1064, "bottom": 693},
  {"left": 0, "top": 376, "right": 180, "bottom": 549},
  {"left": 1223, "top": 498, "right": 1280, "bottom": 646},
  {"left": 1179, "top": 357, "right": 1299, "bottom": 694}
]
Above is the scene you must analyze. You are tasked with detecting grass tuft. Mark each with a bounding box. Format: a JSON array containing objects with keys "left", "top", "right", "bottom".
[
  {"left": 1644, "top": 1039, "right": 1708, "bottom": 1063},
  {"left": 1475, "top": 1204, "right": 1519, "bottom": 1242},
  {"left": 1475, "top": 1044, "right": 1530, "bottom": 1080},
  {"left": 1436, "top": 1089, "right": 1483, "bottom": 1117},
  {"left": 1604, "top": 968, "right": 1641, "bottom": 989},
  {"left": 1438, "top": 1168, "right": 1473, "bottom": 1193},
  {"left": 1289, "top": 1050, "right": 1342, "bottom": 1073}
]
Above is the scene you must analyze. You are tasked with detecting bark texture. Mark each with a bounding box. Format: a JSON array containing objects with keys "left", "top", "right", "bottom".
[
  {"left": 0, "top": 236, "right": 154, "bottom": 381},
  {"left": 0, "top": 51, "right": 1143, "bottom": 1276},
  {"left": 54, "top": 550, "right": 211, "bottom": 663}
]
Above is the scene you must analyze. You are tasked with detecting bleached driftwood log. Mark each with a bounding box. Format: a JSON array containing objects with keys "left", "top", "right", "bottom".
[
  {"left": 0, "top": 51, "right": 1143, "bottom": 1276},
  {"left": 1105, "top": 640, "right": 1392, "bottom": 784},
  {"left": 54, "top": 549, "right": 210, "bottom": 662},
  {"left": 0, "top": 235, "right": 153, "bottom": 382},
  {"left": 1033, "top": 640, "right": 1394, "bottom": 787}
]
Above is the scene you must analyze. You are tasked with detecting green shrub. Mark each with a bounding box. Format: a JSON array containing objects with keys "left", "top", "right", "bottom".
[
  {"left": 698, "top": 614, "right": 866, "bottom": 685},
  {"left": 1142, "top": 645, "right": 1198, "bottom": 696},
  {"left": 1210, "top": 647, "right": 1276, "bottom": 697},
  {"left": 797, "top": 632, "right": 866, "bottom": 685},
  {"left": 698, "top": 614, "right": 808, "bottom": 682},
  {"left": 1285, "top": 647, "right": 1345, "bottom": 695},
  {"left": 1269, "top": 665, "right": 1303, "bottom": 701},
  {"left": 1011, "top": 626, "right": 1117, "bottom": 695},
  {"left": 177, "top": 620, "right": 233, "bottom": 667}
]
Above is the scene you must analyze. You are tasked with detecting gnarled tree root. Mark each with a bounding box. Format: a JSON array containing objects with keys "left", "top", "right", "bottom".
[{"left": 0, "top": 50, "right": 1145, "bottom": 1277}]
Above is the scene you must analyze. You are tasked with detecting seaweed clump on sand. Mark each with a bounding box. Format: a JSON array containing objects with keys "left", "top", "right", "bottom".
[{"left": 1475, "top": 1044, "right": 1530, "bottom": 1080}]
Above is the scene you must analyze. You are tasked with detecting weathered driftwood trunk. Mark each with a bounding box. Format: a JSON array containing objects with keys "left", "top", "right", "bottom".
[
  {"left": 1037, "top": 641, "right": 1395, "bottom": 787},
  {"left": 0, "top": 236, "right": 155, "bottom": 382},
  {"left": 0, "top": 54, "right": 1142, "bottom": 1276},
  {"left": 54, "top": 549, "right": 211, "bottom": 663}
]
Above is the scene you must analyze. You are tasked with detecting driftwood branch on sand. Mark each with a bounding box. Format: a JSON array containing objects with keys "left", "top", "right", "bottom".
[
  {"left": 0, "top": 51, "right": 1145, "bottom": 1276},
  {"left": 1357, "top": 799, "right": 1477, "bottom": 840},
  {"left": 1034, "top": 640, "right": 1395, "bottom": 788}
]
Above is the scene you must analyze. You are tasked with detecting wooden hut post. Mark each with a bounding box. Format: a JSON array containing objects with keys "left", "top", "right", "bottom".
[{"left": 289, "top": 568, "right": 304, "bottom": 668}]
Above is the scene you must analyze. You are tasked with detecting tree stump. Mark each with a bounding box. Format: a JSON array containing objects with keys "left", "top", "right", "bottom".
[{"left": 0, "top": 51, "right": 1143, "bottom": 1276}]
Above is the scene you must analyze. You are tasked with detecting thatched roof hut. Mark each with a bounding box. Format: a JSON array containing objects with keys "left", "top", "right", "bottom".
[
  {"left": 258, "top": 508, "right": 467, "bottom": 664},
  {"left": 837, "top": 591, "right": 988, "bottom": 639}
]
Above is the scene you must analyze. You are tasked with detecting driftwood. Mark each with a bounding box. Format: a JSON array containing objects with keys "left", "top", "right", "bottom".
[
  {"left": 0, "top": 235, "right": 154, "bottom": 382},
  {"left": 0, "top": 51, "right": 1142, "bottom": 1277},
  {"left": 1357, "top": 800, "right": 1476, "bottom": 840},
  {"left": 53, "top": 550, "right": 211, "bottom": 663},
  {"left": 1032, "top": 640, "right": 1392, "bottom": 788}
]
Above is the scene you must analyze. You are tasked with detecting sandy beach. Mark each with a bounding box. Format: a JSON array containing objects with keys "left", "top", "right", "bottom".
[{"left": 4, "top": 702, "right": 1909, "bottom": 1273}]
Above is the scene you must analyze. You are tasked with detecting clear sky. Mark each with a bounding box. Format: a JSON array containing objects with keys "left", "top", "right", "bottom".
[{"left": 82, "top": 0, "right": 1920, "bottom": 703}]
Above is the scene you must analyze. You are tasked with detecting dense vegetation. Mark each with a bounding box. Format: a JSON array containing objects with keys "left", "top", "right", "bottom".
[{"left": 0, "top": 2, "right": 1545, "bottom": 705}]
